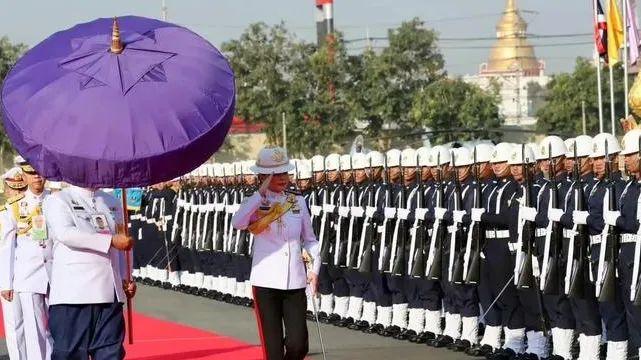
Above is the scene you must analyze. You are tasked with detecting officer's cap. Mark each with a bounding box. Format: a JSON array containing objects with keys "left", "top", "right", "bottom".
[
  {"left": 2, "top": 167, "right": 26, "bottom": 190},
  {"left": 250, "top": 147, "right": 294, "bottom": 175}
]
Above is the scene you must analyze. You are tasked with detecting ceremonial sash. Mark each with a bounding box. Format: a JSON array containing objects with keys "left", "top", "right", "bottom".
[{"left": 248, "top": 194, "right": 296, "bottom": 235}]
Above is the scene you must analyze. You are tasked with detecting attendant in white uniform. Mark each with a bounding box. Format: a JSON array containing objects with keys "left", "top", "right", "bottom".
[
  {"left": 0, "top": 167, "right": 28, "bottom": 359},
  {"left": 43, "top": 185, "right": 136, "bottom": 360},
  {"left": 232, "top": 147, "right": 320, "bottom": 360},
  {"left": 0, "top": 161, "right": 52, "bottom": 360}
]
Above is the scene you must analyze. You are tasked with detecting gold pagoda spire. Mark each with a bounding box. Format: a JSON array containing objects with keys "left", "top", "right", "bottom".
[
  {"left": 110, "top": 17, "right": 124, "bottom": 54},
  {"left": 484, "top": 0, "right": 541, "bottom": 75}
]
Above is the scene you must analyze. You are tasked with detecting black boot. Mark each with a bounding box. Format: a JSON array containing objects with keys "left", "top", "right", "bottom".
[
  {"left": 326, "top": 313, "right": 341, "bottom": 325},
  {"left": 337, "top": 317, "right": 354, "bottom": 328},
  {"left": 449, "top": 339, "right": 471, "bottom": 352},
  {"left": 348, "top": 320, "right": 369, "bottom": 331},
  {"left": 429, "top": 335, "right": 454, "bottom": 348},
  {"left": 410, "top": 331, "right": 435, "bottom": 344},
  {"left": 489, "top": 348, "right": 517, "bottom": 360},
  {"left": 395, "top": 329, "right": 415, "bottom": 341},
  {"left": 466, "top": 344, "right": 494, "bottom": 357},
  {"left": 380, "top": 325, "right": 401, "bottom": 337},
  {"left": 365, "top": 323, "right": 384, "bottom": 334}
]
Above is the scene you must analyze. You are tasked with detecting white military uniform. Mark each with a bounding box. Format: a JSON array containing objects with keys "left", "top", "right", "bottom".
[
  {"left": 0, "top": 189, "right": 53, "bottom": 360},
  {"left": 43, "top": 186, "right": 128, "bottom": 305},
  {"left": 232, "top": 190, "right": 321, "bottom": 289}
]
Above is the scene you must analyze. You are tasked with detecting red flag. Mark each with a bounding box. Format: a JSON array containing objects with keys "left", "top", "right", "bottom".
[{"left": 595, "top": 0, "right": 608, "bottom": 62}]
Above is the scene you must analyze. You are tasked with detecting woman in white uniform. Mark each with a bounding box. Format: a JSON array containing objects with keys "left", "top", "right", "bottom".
[{"left": 232, "top": 147, "right": 320, "bottom": 360}]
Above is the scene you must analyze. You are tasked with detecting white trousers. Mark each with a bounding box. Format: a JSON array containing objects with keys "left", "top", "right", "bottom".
[
  {"left": 14, "top": 292, "right": 52, "bottom": 360},
  {"left": 1, "top": 296, "right": 21, "bottom": 359}
]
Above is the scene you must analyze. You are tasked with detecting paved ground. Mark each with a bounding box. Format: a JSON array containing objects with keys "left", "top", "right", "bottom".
[
  {"left": 0, "top": 285, "right": 469, "bottom": 359},
  {"left": 134, "top": 285, "right": 468, "bottom": 360}
]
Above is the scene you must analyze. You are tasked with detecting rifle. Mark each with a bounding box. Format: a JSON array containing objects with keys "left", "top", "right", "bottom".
[
  {"left": 379, "top": 155, "right": 395, "bottom": 273},
  {"left": 410, "top": 153, "right": 426, "bottom": 278},
  {"left": 319, "top": 157, "right": 332, "bottom": 264},
  {"left": 358, "top": 156, "right": 376, "bottom": 273},
  {"left": 634, "top": 136, "right": 641, "bottom": 306},
  {"left": 541, "top": 142, "right": 562, "bottom": 295},
  {"left": 392, "top": 154, "right": 407, "bottom": 276},
  {"left": 347, "top": 156, "right": 361, "bottom": 269},
  {"left": 465, "top": 147, "right": 484, "bottom": 285},
  {"left": 335, "top": 159, "right": 348, "bottom": 267},
  {"left": 427, "top": 152, "right": 446, "bottom": 280},
  {"left": 567, "top": 145, "right": 590, "bottom": 298},
  {"left": 598, "top": 141, "right": 619, "bottom": 302},
  {"left": 517, "top": 145, "right": 536, "bottom": 289},
  {"left": 450, "top": 151, "right": 466, "bottom": 284}
]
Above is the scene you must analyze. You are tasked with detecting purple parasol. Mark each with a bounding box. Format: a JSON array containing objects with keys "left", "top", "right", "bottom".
[{"left": 1, "top": 16, "right": 235, "bottom": 188}]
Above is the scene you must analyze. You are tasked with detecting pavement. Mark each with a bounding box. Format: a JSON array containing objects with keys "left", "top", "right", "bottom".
[{"left": 0, "top": 285, "right": 470, "bottom": 359}]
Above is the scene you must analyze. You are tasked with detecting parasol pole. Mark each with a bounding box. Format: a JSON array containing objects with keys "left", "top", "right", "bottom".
[
  {"left": 120, "top": 188, "right": 134, "bottom": 345},
  {"left": 112, "top": 17, "right": 134, "bottom": 344}
]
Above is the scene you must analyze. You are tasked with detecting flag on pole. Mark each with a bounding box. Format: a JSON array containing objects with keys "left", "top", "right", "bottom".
[
  {"left": 627, "top": 0, "right": 641, "bottom": 64},
  {"left": 607, "top": 0, "right": 625, "bottom": 64},
  {"left": 595, "top": 0, "right": 609, "bottom": 62}
]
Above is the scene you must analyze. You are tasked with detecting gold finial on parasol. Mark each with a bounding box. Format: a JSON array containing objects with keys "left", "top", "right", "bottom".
[{"left": 110, "top": 17, "right": 124, "bottom": 54}]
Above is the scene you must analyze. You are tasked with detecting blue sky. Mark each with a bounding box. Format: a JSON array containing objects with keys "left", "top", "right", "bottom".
[{"left": 0, "top": 0, "right": 600, "bottom": 75}]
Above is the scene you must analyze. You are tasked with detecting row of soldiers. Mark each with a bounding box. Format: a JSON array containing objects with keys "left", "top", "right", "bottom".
[{"left": 133, "top": 129, "right": 641, "bottom": 360}]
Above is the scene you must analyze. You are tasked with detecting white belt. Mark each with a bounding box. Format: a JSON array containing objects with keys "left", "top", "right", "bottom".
[
  {"left": 621, "top": 234, "right": 640, "bottom": 244},
  {"left": 535, "top": 228, "right": 546, "bottom": 237},
  {"left": 590, "top": 235, "right": 602, "bottom": 245},
  {"left": 562, "top": 229, "right": 574, "bottom": 239},
  {"left": 447, "top": 225, "right": 455, "bottom": 233},
  {"left": 485, "top": 230, "right": 510, "bottom": 239}
]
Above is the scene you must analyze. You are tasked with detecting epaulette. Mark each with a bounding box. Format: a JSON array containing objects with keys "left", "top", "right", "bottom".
[
  {"left": 285, "top": 189, "right": 302, "bottom": 196},
  {"left": 6, "top": 194, "right": 24, "bottom": 205}
]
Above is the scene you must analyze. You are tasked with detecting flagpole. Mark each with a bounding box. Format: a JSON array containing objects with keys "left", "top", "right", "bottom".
[
  {"left": 624, "top": 0, "right": 630, "bottom": 116},
  {"left": 596, "top": 0, "right": 605, "bottom": 132},
  {"left": 610, "top": 64, "right": 617, "bottom": 135}
]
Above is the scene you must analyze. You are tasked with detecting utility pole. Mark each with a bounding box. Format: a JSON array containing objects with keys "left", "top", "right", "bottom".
[
  {"left": 161, "top": 0, "right": 168, "bottom": 21},
  {"left": 581, "top": 100, "right": 587, "bottom": 135},
  {"left": 282, "top": 112, "right": 287, "bottom": 151}
]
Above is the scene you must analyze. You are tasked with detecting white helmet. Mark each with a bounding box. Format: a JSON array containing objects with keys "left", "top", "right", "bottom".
[
  {"left": 536, "top": 136, "right": 567, "bottom": 160},
  {"left": 311, "top": 155, "right": 325, "bottom": 172},
  {"left": 242, "top": 161, "right": 254, "bottom": 175},
  {"left": 340, "top": 154, "right": 352, "bottom": 170},
  {"left": 621, "top": 129, "right": 641, "bottom": 155},
  {"left": 352, "top": 153, "right": 369, "bottom": 170},
  {"left": 473, "top": 143, "right": 495, "bottom": 163},
  {"left": 297, "top": 160, "right": 312, "bottom": 180},
  {"left": 368, "top": 151, "right": 385, "bottom": 167},
  {"left": 325, "top": 153, "right": 341, "bottom": 171},
  {"left": 564, "top": 138, "right": 576, "bottom": 153},
  {"left": 489, "top": 143, "right": 512, "bottom": 163},
  {"left": 386, "top": 149, "right": 402, "bottom": 167},
  {"left": 288, "top": 159, "right": 299, "bottom": 175},
  {"left": 451, "top": 147, "right": 473, "bottom": 167},
  {"left": 417, "top": 147, "right": 431, "bottom": 167},
  {"left": 508, "top": 144, "right": 537, "bottom": 165},
  {"left": 401, "top": 148, "right": 418, "bottom": 167},
  {"left": 590, "top": 133, "right": 621, "bottom": 158},
  {"left": 566, "top": 135, "right": 593, "bottom": 158},
  {"left": 223, "top": 163, "right": 235, "bottom": 177},
  {"left": 428, "top": 145, "right": 452, "bottom": 166}
]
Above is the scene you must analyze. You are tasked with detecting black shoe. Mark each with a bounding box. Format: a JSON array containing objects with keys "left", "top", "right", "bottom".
[
  {"left": 415, "top": 331, "right": 435, "bottom": 344},
  {"left": 326, "top": 314, "right": 341, "bottom": 325},
  {"left": 515, "top": 353, "right": 537, "bottom": 360},
  {"left": 197, "top": 289, "right": 208, "bottom": 297},
  {"left": 466, "top": 344, "right": 494, "bottom": 357},
  {"left": 232, "top": 296, "right": 243, "bottom": 305},
  {"left": 396, "top": 329, "right": 416, "bottom": 341},
  {"left": 153, "top": 280, "right": 162, "bottom": 287},
  {"left": 429, "top": 335, "right": 454, "bottom": 348},
  {"left": 162, "top": 282, "right": 172, "bottom": 289},
  {"left": 317, "top": 311, "right": 328, "bottom": 322},
  {"left": 545, "top": 356, "right": 564, "bottom": 360},
  {"left": 365, "top": 323, "right": 384, "bottom": 334},
  {"left": 348, "top": 320, "right": 369, "bottom": 331},
  {"left": 381, "top": 325, "right": 401, "bottom": 337},
  {"left": 306, "top": 311, "right": 315, "bottom": 320},
  {"left": 489, "top": 348, "right": 517, "bottom": 360},
  {"left": 337, "top": 317, "right": 354, "bottom": 328},
  {"left": 449, "top": 339, "right": 471, "bottom": 352},
  {"left": 221, "top": 294, "right": 232, "bottom": 303}
]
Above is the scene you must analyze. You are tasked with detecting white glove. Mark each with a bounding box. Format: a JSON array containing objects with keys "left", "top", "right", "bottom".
[
  {"left": 604, "top": 210, "right": 621, "bottom": 226},
  {"left": 435, "top": 207, "right": 446, "bottom": 220},
  {"left": 415, "top": 208, "right": 428, "bottom": 221},
  {"left": 547, "top": 208, "right": 564, "bottom": 222},
  {"left": 453, "top": 210, "right": 466, "bottom": 223},
  {"left": 471, "top": 208, "right": 485, "bottom": 222},
  {"left": 520, "top": 206, "right": 537, "bottom": 222},
  {"left": 572, "top": 211, "right": 589, "bottom": 225},
  {"left": 397, "top": 208, "right": 410, "bottom": 220}
]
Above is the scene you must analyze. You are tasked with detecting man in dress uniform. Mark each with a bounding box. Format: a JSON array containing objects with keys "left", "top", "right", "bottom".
[
  {"left": 232, "top": 146, "right": 320, "bottom": 360},
  {"left": 43, "top": 185, "right": 136, "bottom": 359},
  {"left": 577, "top": 133, "right": 628, "bottom": 359},
  {"left": 0, "top": 160, "right": 52, "bottom": 359},
  {"left": 521, "top": 135, "right": 574, "bottom": 359},
  {"left": 0, "top": 166, "right": 28, "bottom": 360},
  {"left": 603, "top": 129, "right": 641, "bottom": 359}
]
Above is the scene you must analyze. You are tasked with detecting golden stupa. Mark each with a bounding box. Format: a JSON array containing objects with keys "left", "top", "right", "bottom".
[{"left": 483, "top": 0, "right": 542, "bottom": 75}]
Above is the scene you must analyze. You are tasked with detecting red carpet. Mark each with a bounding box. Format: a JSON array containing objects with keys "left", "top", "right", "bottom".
[
  {"left": 1, "top": 303, "right": 264, "bottom": 360},
  {"left": 124, "top": 313, "right": 264, "bottom": 360}
]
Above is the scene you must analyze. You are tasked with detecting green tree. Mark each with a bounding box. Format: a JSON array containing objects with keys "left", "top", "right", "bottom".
[
  {"left": 351, "top": 18, "right": 445, "bottom": 139},
  {"left": 0, "top": 36, "right": 28, "bottom": 169},
  {"left": 411, "top": 78, "right": 503, "bottom": 144},
  {"left": 536, "top": 58, "right": 625, "bottom": 137}
]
